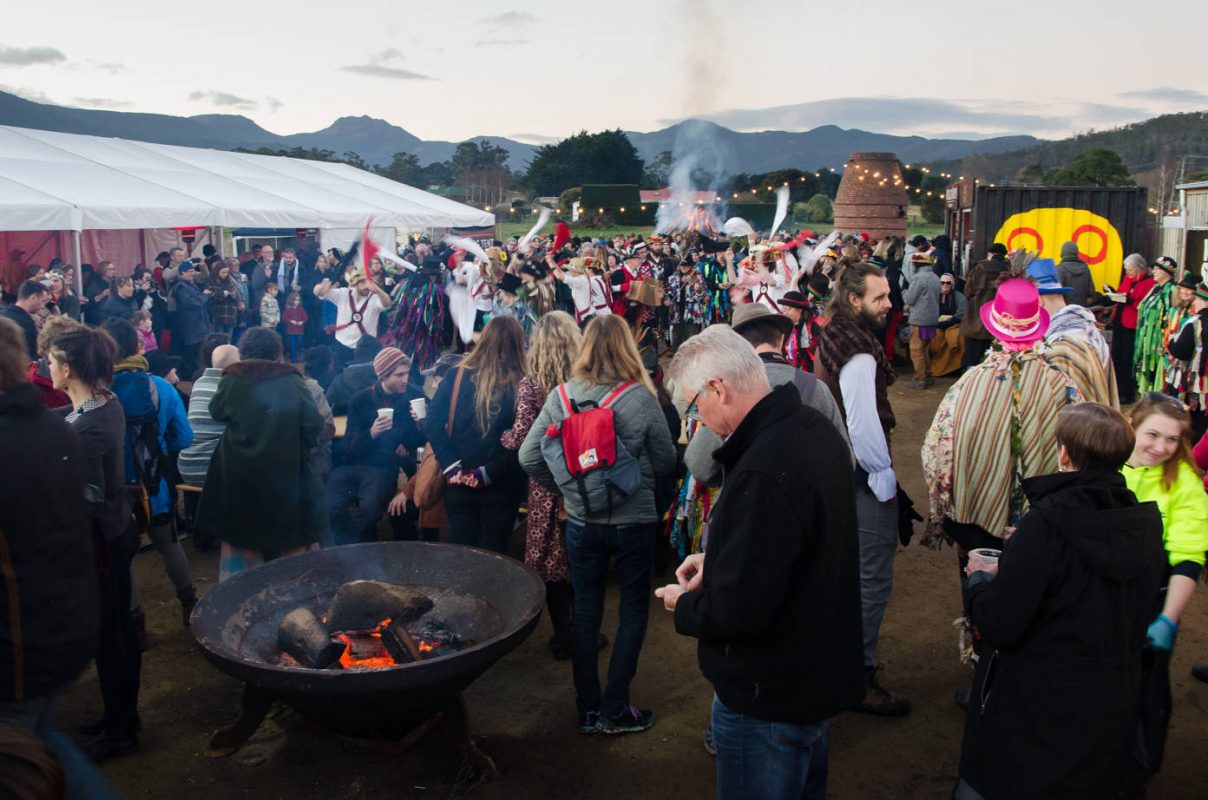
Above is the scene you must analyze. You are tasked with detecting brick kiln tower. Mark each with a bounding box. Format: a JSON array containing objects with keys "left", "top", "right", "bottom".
[{"left": 833, "top": 152, "right": 909, "bottom": 240}]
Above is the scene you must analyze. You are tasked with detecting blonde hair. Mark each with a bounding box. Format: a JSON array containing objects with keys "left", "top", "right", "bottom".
[
  {"left": 463, "top": 315, "right": 527, "bottom": 434},
  {"left": 527, "top": 311, "right": 581, "bottom": 394},
  {"left": 571, "top": 315, "right": 655, "bottom": 395},
  {"left": 36, "top": 314, "right": 85, "bottom": 358}
]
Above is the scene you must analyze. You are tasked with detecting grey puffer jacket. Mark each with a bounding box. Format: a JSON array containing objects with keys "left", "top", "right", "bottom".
[
  {"left": 519, "top": 377, "right": 677, "bottom": 526},
  {"left": 903, "top": 268, "right": 941, "bottom": 326}
]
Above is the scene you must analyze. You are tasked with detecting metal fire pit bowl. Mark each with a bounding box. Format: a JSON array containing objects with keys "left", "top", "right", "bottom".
[{"left": 191, "top": 542, "right": 545, "bottom": 739}]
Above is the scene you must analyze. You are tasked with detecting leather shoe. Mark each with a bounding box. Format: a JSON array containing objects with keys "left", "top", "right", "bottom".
[
  {"left": 82, "top": 733, "right": 139, "bottom": 762},
  {"left": 78, "top": 714, "right": 141, "bottom": 737}
]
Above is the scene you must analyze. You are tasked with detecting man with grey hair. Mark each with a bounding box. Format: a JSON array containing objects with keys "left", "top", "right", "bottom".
[
  {"left": 657, "top": 325, "right": 864, "bottom": 800},
  {"left": 178, "top": 343, "right": 240, "bottom": 550},
  {"left": 682, "top": 304, "right": 849, "bottom": 489}
]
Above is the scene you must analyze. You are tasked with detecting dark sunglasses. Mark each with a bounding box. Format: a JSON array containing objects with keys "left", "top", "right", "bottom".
[{"left": 1143, "top": 391, "right": 1187, "bottom": 410}]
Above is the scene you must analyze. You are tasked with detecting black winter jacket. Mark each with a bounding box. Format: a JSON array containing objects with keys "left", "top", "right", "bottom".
[
  {"left": 343, "top": 383, "right": 425, "bottom": 472},
  {"left": 427, "top": 367, "right": 524, "bottom": 497},
  {"left": 325, "top": 361, "right": 377, "bottom": 416},
  {"left": 673, "top": 384, "right": 864, "bottom": 723},
  {"left": 0, "top": 385, "right": 98, "bottom": 703},
  {"left": 960, "top": 470, "right": 1165, "bottom": 800}
]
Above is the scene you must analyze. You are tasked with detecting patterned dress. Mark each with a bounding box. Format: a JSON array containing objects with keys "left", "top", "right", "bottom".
[
  {"left": 1134, "top": 281, "right": 1174, "bottom": 394},
  {"left": 500, "top": 376, "right": 568, "bottom": 583}
]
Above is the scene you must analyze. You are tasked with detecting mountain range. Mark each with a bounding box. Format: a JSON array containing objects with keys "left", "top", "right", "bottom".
[{"left": 0, "top": 90, "right": 1039, "bottom": 175}]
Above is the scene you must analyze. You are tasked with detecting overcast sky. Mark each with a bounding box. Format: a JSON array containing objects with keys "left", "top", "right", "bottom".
[{"left": 3, "top": 0, "right": 1206, "bottom": 144}]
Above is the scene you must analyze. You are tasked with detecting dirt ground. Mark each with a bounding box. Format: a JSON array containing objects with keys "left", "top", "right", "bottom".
[{"left": 59, "top": 376, "right": 1208, "bottom": 799}]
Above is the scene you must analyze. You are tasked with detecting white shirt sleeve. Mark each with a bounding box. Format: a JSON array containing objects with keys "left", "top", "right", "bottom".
[{"left": 838, "top": 353, "right": 896, "bottom": 501}]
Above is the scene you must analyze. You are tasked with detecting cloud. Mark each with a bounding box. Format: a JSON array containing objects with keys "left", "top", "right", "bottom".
[
  {"left": 188, "top": 90, "right": 259, "bottom": 110},
  {"left": 71, "top": 97, "right": 133, "bottom": 109},
  {"left": 475, "top": 37, "right": 530, "bottom": 46},
  {"left": 0, "top": 44, "right": 66, "bottom": 66},
  {"left": 509, "top": 133, "right": 559, "bottom": 144},
  {"left": 1119, "top": 86, "right": 1208, "bottom": 105},
  {"left": 0, "top": 84, "right": 54, "bottom": 103},
  {"left": 341, "top": 64, "right": 433, "bottom": 80},
  {"left": 480, "top": 11, "right": 536, "bottom": 25},
  {"left": 89, "top": 61, "right": 126, "bottom": 75},
  {"left": 340, "top": 48, "right": 433, "bottom": 81},
  {"left": 662, "top": 96, "right": 1153, "bottom": 138},
  {"left": 265, "top": 96, "right": 283, "bottom": 112}
]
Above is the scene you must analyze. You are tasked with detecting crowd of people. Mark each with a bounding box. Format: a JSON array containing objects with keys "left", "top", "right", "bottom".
[{"left": 1, "top": 221, "right": 1207, "bottom": 799}]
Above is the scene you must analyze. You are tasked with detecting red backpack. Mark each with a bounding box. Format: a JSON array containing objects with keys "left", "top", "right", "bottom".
[{"left": 541, "top": 381, "right": 643, "bottom": 517}]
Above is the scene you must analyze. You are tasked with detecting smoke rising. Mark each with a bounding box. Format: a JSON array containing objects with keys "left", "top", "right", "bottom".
[{"left": 654, "top": 0, "right": 733, "bottom": 235}]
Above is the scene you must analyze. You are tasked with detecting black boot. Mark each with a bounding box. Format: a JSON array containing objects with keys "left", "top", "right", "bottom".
[{"left": 857, "top": 665, "right": 911, "bottom": 717}]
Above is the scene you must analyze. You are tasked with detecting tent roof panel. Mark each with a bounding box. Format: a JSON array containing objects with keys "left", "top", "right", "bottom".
[{"left": 0, "top": 125, "right": 494, "bottom": 232}]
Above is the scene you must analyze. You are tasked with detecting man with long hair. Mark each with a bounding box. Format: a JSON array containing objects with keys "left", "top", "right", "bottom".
[{"left": 814, "top": 262, "right": 910, "bottom": 716}]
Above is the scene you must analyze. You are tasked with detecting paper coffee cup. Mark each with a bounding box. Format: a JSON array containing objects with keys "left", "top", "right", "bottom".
[
  {"left": 377, "top": 407, "right": 394, "bottom": 421},
  {"left": 970, "top": 547, "right": 1001, "bottom": 566},
  {"left": 410, "top": 398, "right": 428, "bottom": 420}
]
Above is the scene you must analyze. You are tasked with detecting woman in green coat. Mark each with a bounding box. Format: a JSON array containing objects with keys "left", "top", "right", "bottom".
[{"left": 195, "top": 327, "right": 326, "bottom": 580}]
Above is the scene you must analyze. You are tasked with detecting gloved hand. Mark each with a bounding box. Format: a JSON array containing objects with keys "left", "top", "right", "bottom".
[{"left": 1146, "top": 614, "right": 1178, "bottom": 651}]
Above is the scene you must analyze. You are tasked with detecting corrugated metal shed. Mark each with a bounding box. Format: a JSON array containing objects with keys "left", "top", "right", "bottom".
[{"left": 1179, "top": 183, "right": 1208, "bottom": 229}]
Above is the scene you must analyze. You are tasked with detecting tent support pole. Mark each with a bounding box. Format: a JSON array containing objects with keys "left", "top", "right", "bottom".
[{"left": 72, "top": 230, "right": 83, "bottom": 297}]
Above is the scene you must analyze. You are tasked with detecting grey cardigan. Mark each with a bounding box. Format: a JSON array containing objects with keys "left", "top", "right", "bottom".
[
  {"left": 903, "top": 269, "right": 941, "bottom": 326},
  {"left": 683, "top": 359, "right": 852, "bottom": 489},
  {"left": 519, "top": 377, "right": 677, "bottom": 525}
]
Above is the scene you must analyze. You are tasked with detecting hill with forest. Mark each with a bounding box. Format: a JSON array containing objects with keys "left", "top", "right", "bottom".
[{"left": 925, "top": 111, "right": 1208, "bottom": 191}]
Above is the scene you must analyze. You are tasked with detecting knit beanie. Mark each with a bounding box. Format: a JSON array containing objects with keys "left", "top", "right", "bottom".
[
  {"left": 1060, "top": 241, "right": 1080, "bottom": 261},
  {"left": 373, "top": 347, "right": 408, "bottom": 379}
]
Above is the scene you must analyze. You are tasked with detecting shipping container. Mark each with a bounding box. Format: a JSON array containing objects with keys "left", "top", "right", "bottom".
[{"left": 947, "top": 184, "right": 1148, "bottom": 290}]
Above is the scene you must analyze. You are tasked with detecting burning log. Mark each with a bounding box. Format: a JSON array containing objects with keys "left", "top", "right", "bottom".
[
  {"left": 277, "top": 608, "right": 344, "bottom": 670},
  {"left": 325, "top": 581, "right": 434, "bottom": 633},
  {"left": 381, "top": 619, "right": 424, "bottom": 664}
]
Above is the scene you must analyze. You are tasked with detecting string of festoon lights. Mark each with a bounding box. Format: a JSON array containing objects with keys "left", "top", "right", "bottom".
[{"left": 478, "top": 164, "right": 997, "bottom": 214}]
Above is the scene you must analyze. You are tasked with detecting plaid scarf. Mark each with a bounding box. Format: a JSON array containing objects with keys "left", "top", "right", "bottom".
[{"left": 817, "top": 310, "right": 897, "bottom": 389}]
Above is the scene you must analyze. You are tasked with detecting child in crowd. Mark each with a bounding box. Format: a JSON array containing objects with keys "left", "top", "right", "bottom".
[
  {"left": 132, "top": 309, "right": 158, "bottom": 353},
  {"left": 283, "top": 292, "right": 308, "bottom": 361},
  {"left": 260, "top": 282, "right": 281, "bottom": 329},
  {"left": 1122, "top": 395, "right": 1208, "bottom": 655}
]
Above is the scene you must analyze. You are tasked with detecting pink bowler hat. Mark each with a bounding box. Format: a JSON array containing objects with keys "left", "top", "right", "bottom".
[{"left": 980, "top": 278, "right": 1049, "bottom": 343}]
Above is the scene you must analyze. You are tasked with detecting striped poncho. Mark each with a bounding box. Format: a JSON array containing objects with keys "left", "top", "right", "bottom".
[
  {"left": 1042, "top": 336, "right": 1120, "bottom": 409},
  {"left": 921, "top": 346, "right": 1081, "bottom": 547}
]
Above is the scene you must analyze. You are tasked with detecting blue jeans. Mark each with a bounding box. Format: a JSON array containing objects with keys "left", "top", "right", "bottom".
[
  {"left": 712, "top": 695, "right": 829, "bottom": 800},
  {"left": 326, "top": 464, "right": 398, "bottom": 546},
  {"left": 564, "top": 518, "right": 655, "bottom": 715},
  {"left": 445, "top": 485, "right": 521, "bottom": 554}
]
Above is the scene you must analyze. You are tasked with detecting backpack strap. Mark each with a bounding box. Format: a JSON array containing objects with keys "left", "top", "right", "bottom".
[
  {"left": 600, "top": 380, "right": 638, "bottom": 409},
  {"left": 557, "top": 383, "right": 575, "bottom": 417},
  {"left": 147, "top": 374, "right": 159, "bottom": 412},
  {"left": 446, "top": 365, "right": 465, "bottom": 436}
]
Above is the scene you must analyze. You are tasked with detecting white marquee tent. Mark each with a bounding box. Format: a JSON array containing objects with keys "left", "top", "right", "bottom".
[{"left": 0, "top": 124, "right": 493, "bottom": 274}]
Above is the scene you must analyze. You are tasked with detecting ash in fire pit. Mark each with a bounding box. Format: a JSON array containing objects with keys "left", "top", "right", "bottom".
[{"left": 275, "top": 580, "right": 487, "bottom": 671}]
